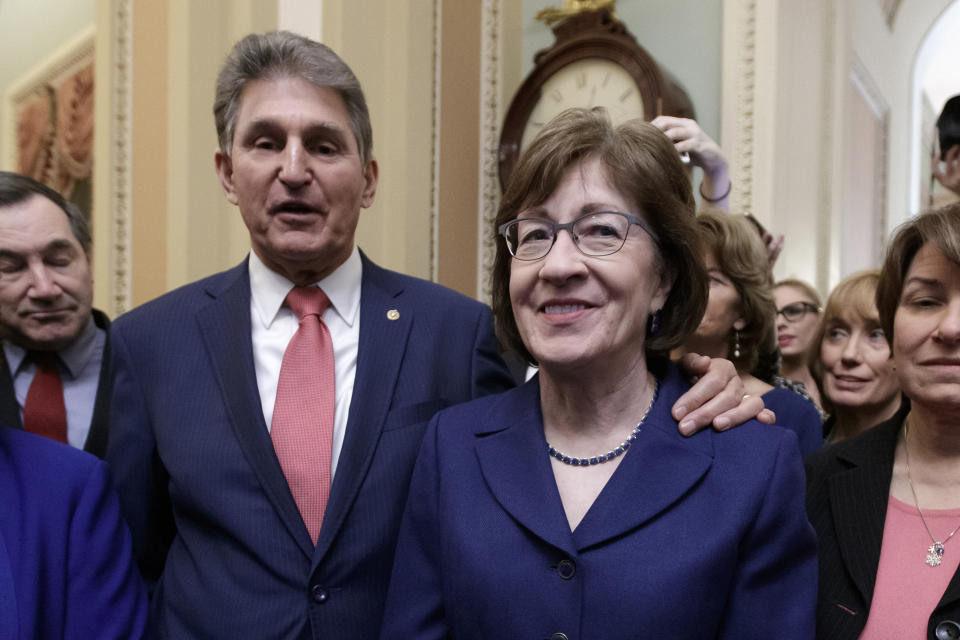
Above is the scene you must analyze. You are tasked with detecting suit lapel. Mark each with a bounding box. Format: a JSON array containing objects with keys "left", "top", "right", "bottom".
[
  {"left": 0, "top": 351, "right": 23, "bottom": 431},
  {"left": 474, "top": 381, "right": 578, "bottom": 555},
  {"left": 195, "top": 263, "right": 315, "bottom": 559},
  {"left": 827, "top": 418, "right": 900, "bottom": 606},
  {"left": 314, "top": 256, "right": 413, "bottom": 561},
  {"left": 83, "top": 309, "right": 111, "bottom": 458}
]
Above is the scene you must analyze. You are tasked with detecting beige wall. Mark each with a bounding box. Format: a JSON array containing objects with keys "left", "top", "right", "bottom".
[{"left": 76, "top": 0, "right": 960, "bottom": 313}]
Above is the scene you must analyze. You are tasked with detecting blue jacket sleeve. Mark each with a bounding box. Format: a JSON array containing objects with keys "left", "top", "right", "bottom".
[
  {"left": 106, "top": 321, "right": 175, "bottom": 585},
  {"left": 470, "top": 305, "right": 515, "bottom": 399},
  {"left": 719, "top": 431, "right": 818, "bottom": 638},
  {"left": 379, "top": 413, "right": 449, "bottom": 640},
  {"left": 65, "top": 459, "right": 148, "bottom": 639}
]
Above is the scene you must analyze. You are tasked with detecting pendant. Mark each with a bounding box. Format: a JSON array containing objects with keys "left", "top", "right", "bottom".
[{"left": 927, "top": 542, "right": 945, "bottom": 567}]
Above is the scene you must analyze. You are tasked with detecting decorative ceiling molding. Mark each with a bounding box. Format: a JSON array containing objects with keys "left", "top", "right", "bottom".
[
  {"left": 731, "top": 0, "right": 757, "bottom": 217},
  {"left": 430, "top": 0, "right": 441, "bottom": 282}
]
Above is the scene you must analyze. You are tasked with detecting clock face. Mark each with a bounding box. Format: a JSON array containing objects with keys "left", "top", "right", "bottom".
[{"left": 521, "top": 57, "right": 646, "bottom": 151}]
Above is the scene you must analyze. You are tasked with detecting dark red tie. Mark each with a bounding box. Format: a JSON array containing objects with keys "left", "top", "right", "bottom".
[
  {"left": 23, "top": 351, "right": 67, "bottom": 443},
  {"left": 271, "top": 287, "right": 335, "bottom": 544}
]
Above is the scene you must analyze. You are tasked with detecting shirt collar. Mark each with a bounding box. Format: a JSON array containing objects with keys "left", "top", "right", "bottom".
[
  {"left": 3, "top": 314, "right": 98, "bottom": 378},
  {"left": 249, "top": 246, "right": 362, "bottom": 329}
]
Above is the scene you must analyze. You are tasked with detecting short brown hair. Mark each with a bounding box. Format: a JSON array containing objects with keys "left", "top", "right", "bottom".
[
  {"left": 491, "top": 108, "right": 707, "bottom": 365},
  {"left": 695, "top": 211, "right": 776, "bottom": 373},
  {"left": 808, "top": 270, "right": 882, "bottom": 409},
  {"left": 876, "top": 203, "right": 960, "bottom": 346},
  {"left": 214, "top": 31, "right": 373, "bottom": 164}
]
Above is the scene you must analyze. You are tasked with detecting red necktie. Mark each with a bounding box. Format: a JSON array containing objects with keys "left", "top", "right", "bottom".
[
  {"left": 271, "top": 287, "right": 335, "bottom": 544},
  {"left": 23, "top": 351, "right": 68, "bottom": 443}
]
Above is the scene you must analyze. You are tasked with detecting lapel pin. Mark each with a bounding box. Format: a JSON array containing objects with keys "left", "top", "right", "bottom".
[{"left": 386, "top": 309, "right": 400, "bottom": 321}]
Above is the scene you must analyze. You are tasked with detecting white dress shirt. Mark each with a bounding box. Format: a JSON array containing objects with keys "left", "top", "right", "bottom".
[{"left": 248, "top": 247, "right": 361, "bottom": 481}]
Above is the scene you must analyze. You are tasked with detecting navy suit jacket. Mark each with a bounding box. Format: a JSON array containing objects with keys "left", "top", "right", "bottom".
[
  {"left": 381, "top": 364, "right": 818, "bottom": 639},
  {"left": 0, "top": 427, "right": 146, "bottom": 639},
  {"left": 0, "top": 309, "right": 112, "bottom": 458},
  {"left": 106, "top": 254, "right": 513, "bottom": 639}
]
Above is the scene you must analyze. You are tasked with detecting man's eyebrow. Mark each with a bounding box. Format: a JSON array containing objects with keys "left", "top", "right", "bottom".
[
  {"left": 43, "top": 239, "right": 79, "bottom": 253},
  {"left": 242, "top": 118, "right": 347, "bottom": 137}
]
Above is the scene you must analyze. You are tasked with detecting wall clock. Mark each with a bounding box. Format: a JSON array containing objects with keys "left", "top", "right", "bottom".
[{"left": 498, "top": 6, "right": 694, "bottom": 190}]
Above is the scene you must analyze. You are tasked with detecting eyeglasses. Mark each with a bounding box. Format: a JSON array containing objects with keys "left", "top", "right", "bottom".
[
  {"left": 498, "top": 211, "right": 659, "bottom": 261},
  {"left": 776, "top": 302, "right": 821, "bottom": 322}
]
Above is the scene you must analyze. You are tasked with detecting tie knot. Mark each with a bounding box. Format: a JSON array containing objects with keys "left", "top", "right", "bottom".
[
  {"left": 286, "top": 286, "right": 331, "bottom": 320},
  {"left": 28, "top": 351, "right": 59, "bottom": 372}
]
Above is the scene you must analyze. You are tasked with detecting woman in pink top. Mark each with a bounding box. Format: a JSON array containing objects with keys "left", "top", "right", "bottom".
[{"left": 805, "top": 203, "right": 960, "bottom": 639}]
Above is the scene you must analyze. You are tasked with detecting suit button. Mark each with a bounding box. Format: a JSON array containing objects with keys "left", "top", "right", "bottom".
[
  {"left": 311, "top": 585, "right": 329, "bottom": 604},
  {"left": 549, "top": 634, "right": 569, "bottom": 640},
  {"left": 557, "top": 559, "right": 576, "bottom": 580},
  {"left": 936, "top": 620, "right": 960, "bottom": 639}
]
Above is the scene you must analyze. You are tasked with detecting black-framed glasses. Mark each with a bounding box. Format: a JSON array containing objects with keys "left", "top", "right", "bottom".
[
  {"left": 777, "top": 302, "right": 821, "bottom": 322},
  {"left": 498, "top": 211, "right": 659, "bottom": 261}
]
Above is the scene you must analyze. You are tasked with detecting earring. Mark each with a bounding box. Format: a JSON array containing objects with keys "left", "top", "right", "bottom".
[
  {"left": 733, "top": 329, "right": 742, "bottom": 359},
  {"left": 647, "top": 309, "right": 662, "bottom": 336}
]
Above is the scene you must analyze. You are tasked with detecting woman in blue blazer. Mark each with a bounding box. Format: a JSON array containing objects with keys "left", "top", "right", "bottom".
[
  {"left": 380, "top": 109, "right": 817, "bottom": 639},
  {"left": 0, "top": 427, "right": 146, "bottom": 639}
]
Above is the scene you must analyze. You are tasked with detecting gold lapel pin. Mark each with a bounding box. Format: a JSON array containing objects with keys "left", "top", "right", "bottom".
[{"left": 386, "top": 309, "right": 400, "bottom": 321}]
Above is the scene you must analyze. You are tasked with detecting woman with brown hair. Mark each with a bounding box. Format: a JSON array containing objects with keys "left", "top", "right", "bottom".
[
  {"left": 808, "top": 270, "right": 901, "bottom": 442},
  {"left": 806, "top": 203, "right": 960, "bottom": 639},
  {"left": 676, "top": 211, "right": 823, "bottom": 456},
  {"left": 380, "top": 109, "right": 816, "bottom": 639}
]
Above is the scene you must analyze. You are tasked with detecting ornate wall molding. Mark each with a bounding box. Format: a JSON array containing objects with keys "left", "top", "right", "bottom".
[
  {"left": 731, "top": 0, "right": 757, "bottom": 216},
  {"left": 430, "top": 0, "right": 442, "bottom": 283},
  {"left": 109, "top": 0, "right": 133, "bottom": 315},
  {"left": 477, "top": 0, "right": 501, "bottom": 303}
]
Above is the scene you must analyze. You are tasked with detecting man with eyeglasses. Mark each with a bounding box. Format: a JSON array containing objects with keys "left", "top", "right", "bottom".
[{"left": 107, "top": 31, "right": 770, "bottom": 640}]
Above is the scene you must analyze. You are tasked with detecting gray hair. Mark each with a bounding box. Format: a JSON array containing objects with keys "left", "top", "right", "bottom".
[
  {"left": 214, "top": 30, "right": 373, "bottom": 164},
  {"left": 0, "top": 171, "right": 92, "bottom": 255}
]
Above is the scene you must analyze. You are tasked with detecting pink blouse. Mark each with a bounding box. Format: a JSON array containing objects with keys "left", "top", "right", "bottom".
[{"left": 859, "top": 495, "right": 960, "bottom": 639}]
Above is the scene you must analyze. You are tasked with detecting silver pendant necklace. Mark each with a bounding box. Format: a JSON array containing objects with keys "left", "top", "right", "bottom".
[{"left": 903, "top": 422, "right": 960, "bottom": 567}]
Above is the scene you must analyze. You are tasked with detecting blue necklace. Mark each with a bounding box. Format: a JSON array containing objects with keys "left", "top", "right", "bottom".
[{"left": 546, "top": 380, "right": 659, "bottom": 467}]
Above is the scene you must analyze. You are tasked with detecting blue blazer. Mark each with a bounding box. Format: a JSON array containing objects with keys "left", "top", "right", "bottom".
[
  {"left": 381, "top": 364, "right": 818, "bottom": 639},
  {"left": 105, "top": 254, "right": 513, "bottom": 639},
  {"left": 0, "top": 428, "right": 146, "bottom": 639},
  {"left": 763, "top": 386, "right": 823, "bottom": 457}
]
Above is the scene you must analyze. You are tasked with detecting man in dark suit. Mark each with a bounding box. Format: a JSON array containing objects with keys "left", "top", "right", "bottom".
[
  {"left": 107, "top": 31, "right": 765, "bottom": 639},
  {"left": 0, "top": 172, "right": 111, "bottom": 457}
]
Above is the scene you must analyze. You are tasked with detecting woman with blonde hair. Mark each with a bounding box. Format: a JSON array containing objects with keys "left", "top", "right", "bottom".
[
  {"left": 676, "top": 211, "right": 823, "bottom": 456},
  {"left": 808, "top": 270, "right": 901, "bottom": 442},
  {"left": 775, "top": 278, "right": 823, "bottom": 408}
]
